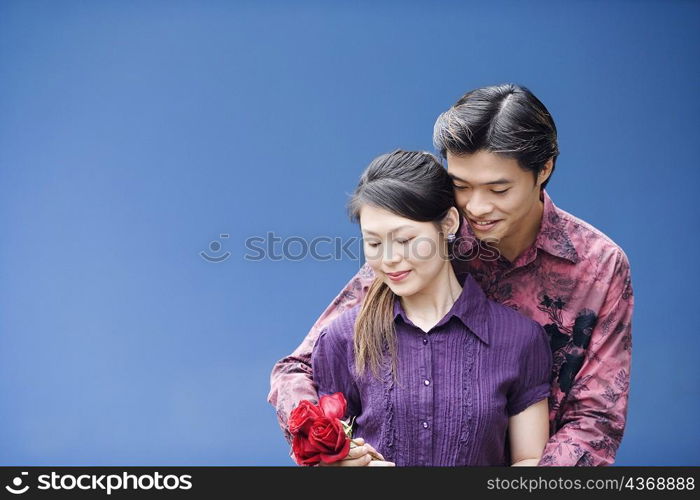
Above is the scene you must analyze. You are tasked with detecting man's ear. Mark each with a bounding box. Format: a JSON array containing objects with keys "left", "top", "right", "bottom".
[{"left": 537, "top": 158, "right": 554, "bottom": 188}]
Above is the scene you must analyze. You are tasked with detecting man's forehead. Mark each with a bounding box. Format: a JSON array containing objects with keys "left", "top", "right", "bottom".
[{"left": 446, "top": 152, "right": 524, "bottom": 183}]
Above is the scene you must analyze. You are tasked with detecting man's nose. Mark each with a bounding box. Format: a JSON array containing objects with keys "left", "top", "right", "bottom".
[{"left": 466, "top": 193, "right": 493, "bottom": 218}]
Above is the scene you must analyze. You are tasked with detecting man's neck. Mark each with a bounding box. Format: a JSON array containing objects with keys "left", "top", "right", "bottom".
[{"left": 400, "top": 264, "right": 462, "bottom": 333}]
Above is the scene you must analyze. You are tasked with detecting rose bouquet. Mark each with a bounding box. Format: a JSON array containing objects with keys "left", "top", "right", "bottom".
[{"left": 288, "top": 392, "right": 378, "bottom": 466}]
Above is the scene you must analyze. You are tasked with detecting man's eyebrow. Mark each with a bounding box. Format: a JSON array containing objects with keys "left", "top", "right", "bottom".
[
  {"left": 448, "top": 173, "right": 512, "bottom": 186},
  {"left": 362, "top": 225, "right": 413, "bottom": 236}
]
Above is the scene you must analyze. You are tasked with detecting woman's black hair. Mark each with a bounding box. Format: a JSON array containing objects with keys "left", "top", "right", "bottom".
[
  {"left": 347, "top": 149, "right": 458, "bottom": 380},
  {"left": 348, "top": 149, "right": 456, "bottom": 225}
]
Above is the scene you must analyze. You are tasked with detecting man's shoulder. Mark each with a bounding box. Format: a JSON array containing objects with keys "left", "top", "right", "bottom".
[{"left": 554, "top": 204, "right": 630, "bottom": 270}]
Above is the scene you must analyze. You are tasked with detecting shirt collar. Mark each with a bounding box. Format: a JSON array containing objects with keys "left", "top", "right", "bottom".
[
  {"left": 392, "top": 272, "right": 490, "bottom": 345},
  {"left": 534, "top": 190, "right": 580, "bottom": 264},
  {"left": 454, "top": 189, "right": 579, "bottom": 264}
]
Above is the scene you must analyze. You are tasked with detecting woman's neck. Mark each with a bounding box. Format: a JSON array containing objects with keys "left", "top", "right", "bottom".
[{"left": 400, "top": 263, "right": 462, "bottom": 333}]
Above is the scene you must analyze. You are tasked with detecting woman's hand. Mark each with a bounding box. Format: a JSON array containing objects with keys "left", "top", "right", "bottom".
[{"left": 317, "top": 437, "right": 395, "bottom": 466}]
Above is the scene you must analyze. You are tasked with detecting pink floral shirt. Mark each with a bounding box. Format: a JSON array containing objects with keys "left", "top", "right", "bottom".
[{"left": 268, "top": 190, "right": 633, "bottom": 466}]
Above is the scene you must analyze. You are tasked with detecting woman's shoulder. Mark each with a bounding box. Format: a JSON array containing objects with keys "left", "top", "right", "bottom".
[
  {"left": 483, "top": 299, "right": 547, "bottom": 350},
  {"left": 320, "top": 303, "right": 362, "bottom": 345}
]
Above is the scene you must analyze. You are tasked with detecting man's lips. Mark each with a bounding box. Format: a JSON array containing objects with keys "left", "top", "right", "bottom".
[{"left": 469, "top": 218, "right": 501, "bottom": 232}]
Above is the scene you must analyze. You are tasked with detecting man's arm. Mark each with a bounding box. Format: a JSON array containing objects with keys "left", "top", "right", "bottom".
[
  {"left": 267, "top": 263, "right": 375, "bottom": 445},
  {"left": 539, "top": 250, "right": 634, "bottom": 466}
]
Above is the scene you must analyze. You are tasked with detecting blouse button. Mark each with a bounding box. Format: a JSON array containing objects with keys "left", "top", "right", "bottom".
[
  {"left": 424, "top": 379, "right": 430, "bottom": 386},
  {"left": 422, "top": 338, "right": 428, "bottom": 345},
  {"left": 422, "top": 421, "right": 429, "bottom": 429}
]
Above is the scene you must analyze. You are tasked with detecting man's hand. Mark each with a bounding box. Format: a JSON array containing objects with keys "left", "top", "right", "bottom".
[{"left": 317, "top": 437, "right": 395, "bottom": 467}]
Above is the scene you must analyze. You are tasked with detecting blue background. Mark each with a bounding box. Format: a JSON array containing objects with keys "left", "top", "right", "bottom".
[{"left": 1, "top": 0, "right": 698, "bottom": 466}]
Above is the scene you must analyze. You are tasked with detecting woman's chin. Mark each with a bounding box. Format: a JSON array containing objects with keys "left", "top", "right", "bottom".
[{"left": 385, "top": 280, "right": 419, "bottom": 297}]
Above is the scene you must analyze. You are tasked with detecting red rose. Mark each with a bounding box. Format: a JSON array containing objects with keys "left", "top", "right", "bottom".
[
  {"left": 292, "top": 433, "right": 322, "bottom": 466},
  {"left": 319, "top": 392, "right": 347, "bottom": 420},
  {"left": 288, "top": 393, "right": 353, "bottom": 466},
  {"left": 308, "top": 416, "right": 350, "bottom": 464},
  {"left": 288, "top": 400, "right": 324, "bottom": 435}
]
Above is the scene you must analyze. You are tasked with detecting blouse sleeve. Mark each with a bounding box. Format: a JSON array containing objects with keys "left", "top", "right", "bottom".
[
  {"left": 507, "top": 322, "right": 553, "bottom": 416},
  {"left": 311, "top": 327, "right": 362, "bottom": 418}
]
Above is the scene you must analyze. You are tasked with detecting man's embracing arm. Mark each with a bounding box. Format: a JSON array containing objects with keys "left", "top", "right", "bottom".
[
  {"left": 267, "top": 264, "right": 375, "bottom": 445},
  {"left": 540, "top": 250, "right": 634, "bottom": 466}
]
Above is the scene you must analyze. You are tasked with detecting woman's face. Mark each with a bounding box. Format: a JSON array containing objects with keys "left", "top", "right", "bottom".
[{"left": 359, "top": 205, "right": 456, "bottom": 297}]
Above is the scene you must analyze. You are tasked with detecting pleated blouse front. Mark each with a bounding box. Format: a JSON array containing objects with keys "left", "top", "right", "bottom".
[{"left": 311, "top": 273, "right": 552, "bottom": 466}]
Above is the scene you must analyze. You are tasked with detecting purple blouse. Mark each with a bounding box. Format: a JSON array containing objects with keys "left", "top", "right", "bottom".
[{"left": 311, "top": 273, "right": 552, "bottom": 466}]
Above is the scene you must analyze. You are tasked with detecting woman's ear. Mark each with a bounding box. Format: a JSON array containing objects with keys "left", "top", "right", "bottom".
[{"left": 442, "top": 207, "right": 460, "bottom": 237}]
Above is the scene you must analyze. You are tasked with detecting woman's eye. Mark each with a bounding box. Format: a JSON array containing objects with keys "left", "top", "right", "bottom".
[
  {"left": 454, "top": 184, "right": 469, "bottom": 191},
  {"left": 366, "top": 242, "right": 380, "bottom": 248},
  {"left": 396, "top": 237, "right": 414, "bottom": 245}
]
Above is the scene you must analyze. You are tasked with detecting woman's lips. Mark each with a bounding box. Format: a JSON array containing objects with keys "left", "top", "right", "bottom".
[
  {"left": 386, "top": 270, "right": 411, "bottom": 282},
  {"left": 469, "top": 218, "right": 500, "bottom": 233}
]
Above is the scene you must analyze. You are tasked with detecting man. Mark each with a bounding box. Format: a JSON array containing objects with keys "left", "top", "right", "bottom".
[{"left": 268, "top": 83, "right": 633, "bottom": 466}]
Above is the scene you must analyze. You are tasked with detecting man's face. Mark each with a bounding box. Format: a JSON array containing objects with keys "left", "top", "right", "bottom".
[{"left": 446, "top": 150, "right": 544, "bottom": 249}]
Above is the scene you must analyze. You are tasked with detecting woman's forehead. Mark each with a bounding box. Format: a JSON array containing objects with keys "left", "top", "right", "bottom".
[{"left": 359, "top": 205, "right": 428, "bottom": 235}]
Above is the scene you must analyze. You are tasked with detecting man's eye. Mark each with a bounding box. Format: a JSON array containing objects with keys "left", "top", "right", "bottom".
[
  {"left": 492, "top": 189, "right": 510, "bottom": 195},
  {"left": 366, "top": 242, "right": 380, "bottom": 248}
]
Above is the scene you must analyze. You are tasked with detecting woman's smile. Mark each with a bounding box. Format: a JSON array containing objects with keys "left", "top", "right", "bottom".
[{"left": 385, "top": 270, "right": 411, "bottom": 282}]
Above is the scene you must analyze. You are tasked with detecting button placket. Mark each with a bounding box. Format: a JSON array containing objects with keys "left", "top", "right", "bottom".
[{"left": 418, "top": 329, "right": 434, "bottom": 465}]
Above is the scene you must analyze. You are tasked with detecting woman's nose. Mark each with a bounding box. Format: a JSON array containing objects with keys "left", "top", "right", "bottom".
[{"left": 383, "top": 241, "right": 403, "bottom": 263}]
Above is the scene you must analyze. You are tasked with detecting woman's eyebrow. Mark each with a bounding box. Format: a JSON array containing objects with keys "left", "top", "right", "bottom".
[{"left": 362, "top": 225, "right": 413, "bottom": 236}]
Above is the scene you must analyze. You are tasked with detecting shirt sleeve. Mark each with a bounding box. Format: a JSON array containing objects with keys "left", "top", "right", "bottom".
[
  {"left": 507, "top": 322, "right": 553, "bottom": 417},
  {"left": 311, "top": 327, "right": 361, "bottom": 419},
  {"left": 539, "top": 250, "right": 634, "bottom": 466},
  {"left": 267, "top": 263, "right": 374, "bottom": 451}
]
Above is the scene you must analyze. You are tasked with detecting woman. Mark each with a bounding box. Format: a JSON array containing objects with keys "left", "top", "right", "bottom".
[{"left": 311, "top": 150, "right": 552, "bottom": 466}]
